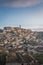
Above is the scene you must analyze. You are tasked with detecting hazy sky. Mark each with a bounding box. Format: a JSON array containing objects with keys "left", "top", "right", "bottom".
[{"left": 0, "top": 0, "right": 43, "bottom": 29}]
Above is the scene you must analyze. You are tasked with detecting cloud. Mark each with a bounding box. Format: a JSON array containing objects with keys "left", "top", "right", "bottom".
[{"left": 0, "top": 0, "right": 43, "bottom": 7}]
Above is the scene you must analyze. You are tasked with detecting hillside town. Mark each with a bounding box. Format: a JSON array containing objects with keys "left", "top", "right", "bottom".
[{"left": 0, "top": 26, "right": 43, "bottom": 65}]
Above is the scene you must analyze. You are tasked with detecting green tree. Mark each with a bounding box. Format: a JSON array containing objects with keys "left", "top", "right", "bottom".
[{"left": 0, "top": 51, "right": 6, "bottom": 65}]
